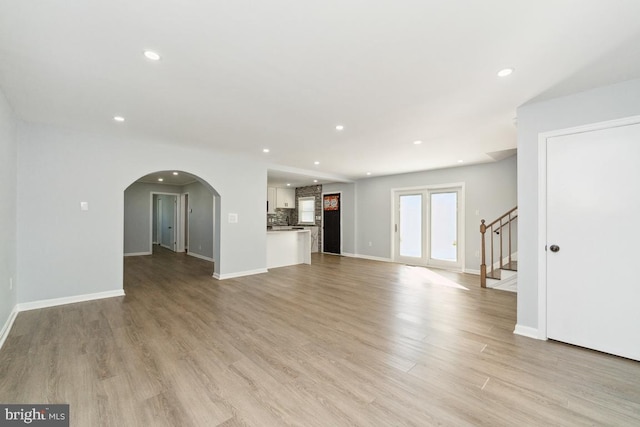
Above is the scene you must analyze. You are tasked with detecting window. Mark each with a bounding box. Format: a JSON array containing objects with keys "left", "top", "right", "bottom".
[{"left": 298, "top": 197, "right": 315, "bottom": 224}]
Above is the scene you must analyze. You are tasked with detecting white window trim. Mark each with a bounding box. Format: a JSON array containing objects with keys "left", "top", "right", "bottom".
[{"left": 298, "top": 196, "right": 316, "bottom": 225}]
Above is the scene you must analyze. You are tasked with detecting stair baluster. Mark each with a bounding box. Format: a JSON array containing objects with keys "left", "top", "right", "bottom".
[{"left": 480, "top": 206, "right": 517, "bottom": 288}]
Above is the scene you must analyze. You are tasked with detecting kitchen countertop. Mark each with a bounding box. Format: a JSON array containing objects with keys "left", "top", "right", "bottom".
[{"left": 267, "top": 229, "right": 310, "bottom": 233}]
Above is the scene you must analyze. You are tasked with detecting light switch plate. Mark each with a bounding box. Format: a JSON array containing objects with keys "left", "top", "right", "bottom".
[
  {"left": 80, "top": 202, "right": 89, "bottom": 211},
  {"left": 228, "top": 213, "right": 238, "bottom": 223}
]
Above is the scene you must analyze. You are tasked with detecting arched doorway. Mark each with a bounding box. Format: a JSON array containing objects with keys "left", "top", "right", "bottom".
[{"left": 123, "top": 170, "right": 220, "bottom": 277}]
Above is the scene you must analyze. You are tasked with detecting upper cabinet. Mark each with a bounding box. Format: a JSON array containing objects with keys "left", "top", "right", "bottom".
[
  {"left": 276, "top": 188, "right": 295, "bottom": 209},
  {"left": 267, "top": 187, "right": 277, "bottom": 213}
]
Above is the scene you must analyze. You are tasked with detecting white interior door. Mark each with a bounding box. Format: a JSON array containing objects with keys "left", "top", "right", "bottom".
[
  {"left": 156, "top": 197, "right": 162, "bottom": 245},
  {"left": 160, "top": 195, "right": 177, "bottom": 252},
  {"left": 547, "top": 122, "right": 640, "bottom": 361}
]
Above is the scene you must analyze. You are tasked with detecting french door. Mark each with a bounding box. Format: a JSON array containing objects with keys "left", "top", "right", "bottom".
[{"left": 394, "top": 186, "right": 463, "bottom": 270}]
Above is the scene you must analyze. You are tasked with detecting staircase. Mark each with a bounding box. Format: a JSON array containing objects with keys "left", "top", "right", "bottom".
[{"left": 480, "top": 207, "right": 517, "bottom": 291}]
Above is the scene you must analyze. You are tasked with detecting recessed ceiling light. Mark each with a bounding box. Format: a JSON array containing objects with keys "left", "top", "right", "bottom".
[
  {"left": 314, "top": 161, "right": 320, "bottom": 165},
  {"left": 263, "top": 148, "right": 270, "bottom": 153},
  {"left": 173, "top": 171, "right": 179, "bottom": 175},
  {"left": 458, "top": 160, "right": 464, "bottom": 163},
  {"left": 313, "top": 180, "right": 318, "bottom": 183},
  {"left": 286, "top": 183, "right": 291, "bottom": 186},
  {"left": 366, "top": 172, "right": 372, "bottom": 176},
  {"left": 144, "top": 50, "right": 161, "bottom": 61},
  {"left": 113, "top": 116, "right": 125, "bottom": 122},
  {"left": 497, "top": 68, "right": 514, "bottom": 77},
  {"left": 335, "top": 125, "right": 344, "bottom": 131},
  {"left": 158, "top": 178, "right": 164, "bottom": 182},
  {"left": 413, "top": 140, "right": 422, "bottom": 145}
]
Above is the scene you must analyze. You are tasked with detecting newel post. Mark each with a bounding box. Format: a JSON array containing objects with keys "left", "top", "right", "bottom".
[{"left": 480, "top": 219, "right": 487, "bottom": 288}]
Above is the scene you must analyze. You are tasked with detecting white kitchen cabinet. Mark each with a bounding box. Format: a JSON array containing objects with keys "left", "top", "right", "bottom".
[
  {"left": 267, "top": 187, "right": 276, "bottom": 213},
  {"left": 276, "top": 188, "right": 295, "bottom": 209}
]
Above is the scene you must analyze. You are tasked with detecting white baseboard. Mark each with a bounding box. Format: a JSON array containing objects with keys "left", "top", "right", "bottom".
[
  {"left": 514, "top": 324, "right": 544, "bottom": 340},
  {"left": 343, "top": 253, "right": 393, "bottom": 263},
  {"left": 0, "top": 305, "right": 19, "bottom": 351},
  {"left": 17, "top": 289, "right": 125, "bottom": 312},
  {"left": 465, "top": 269, "right": 481, "bottom": 275},
  {"left": 214, "top": 268, "right": 268, "bottom": 280},
  {"left": 187, "top": 252, "right": 214, "bottom": 262},
  {"left": 124, "top": 251, "right": 152, "bottom": 257}
]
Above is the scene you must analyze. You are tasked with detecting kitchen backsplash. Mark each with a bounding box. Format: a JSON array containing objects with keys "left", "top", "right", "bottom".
[{"left": 267, "top": 208, "right": 292, "bottom": 225}]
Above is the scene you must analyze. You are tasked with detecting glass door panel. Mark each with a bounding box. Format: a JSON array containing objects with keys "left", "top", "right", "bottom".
[
  {"left": 429, "top": 192, "right": 457, "bottom": 262},
  {"left": 399, "top": 194, "right": 422, "bottom": 258}
]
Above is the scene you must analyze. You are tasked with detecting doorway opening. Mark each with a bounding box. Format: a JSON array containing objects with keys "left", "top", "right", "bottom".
[
  {"left": 123, "top": 170, "right": 220, "bottom": 277},
  {"left": 153, "top": 192, "right": 180, "bottom": 252},
  {"left": 392, "top": 184, "right": 465, "bottom": 271},
  {"left": 322, "top": 192, "right": 341, "bottom": 254}
]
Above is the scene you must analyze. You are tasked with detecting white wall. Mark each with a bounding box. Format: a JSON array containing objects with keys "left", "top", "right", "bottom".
[
  {"left": 0, "top": 88, "right": 17, "bottom": 337},
  {"left": 351, "top": 156, "right": 517, "bottom": 269},
  {"left": 516, "top": 78, "right": 640, "bottom": 332},
  {"left": 16, "top": 123, "right": 267, "bottom": 304},
  {"left": 184, "top": 181, "right": 215, "bottom": 259}
]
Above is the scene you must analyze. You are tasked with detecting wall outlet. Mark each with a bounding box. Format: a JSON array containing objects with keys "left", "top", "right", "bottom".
[
  {"left": 368, "top": 241, "right": 373, "bottom": 247},
  {"left": 9, "top": 277, "right": 13, "bottom": 291},
  {"left": 475, "top": 250, "right": 479, "bottom": 258}
]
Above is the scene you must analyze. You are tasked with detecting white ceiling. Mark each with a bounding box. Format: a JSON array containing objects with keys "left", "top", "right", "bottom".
[
  {"left": 136, "top": 170, "right": 198, "bottom": 187},
  {"left": 2, "top": 1, "right": 640, "bottom": 186}
]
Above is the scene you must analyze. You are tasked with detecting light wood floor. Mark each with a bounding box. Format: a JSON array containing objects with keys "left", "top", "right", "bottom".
[{"left": 1, "top": 248, "right": 639, "bottom": 426}]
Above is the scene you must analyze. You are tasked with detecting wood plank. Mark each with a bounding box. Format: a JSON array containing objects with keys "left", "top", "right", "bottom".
[{"left": 0, "top": 247, "right": 638, "bottom": 426}]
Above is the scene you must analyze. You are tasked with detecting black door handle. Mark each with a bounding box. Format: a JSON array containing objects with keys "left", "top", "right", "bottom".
[{"left": 549, "top": 244, "right": 560, "bottom": 253}]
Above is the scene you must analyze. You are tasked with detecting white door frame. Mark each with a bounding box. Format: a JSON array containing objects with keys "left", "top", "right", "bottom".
[
  {"left": 155, "top": 196, "right": 162, "bottom": 245},
  {"left": 536, "top": 114, "right": 640, "bottom": 340},
  {"left": 179, "top": 192, "right": 189, "bottom": 253},
  {"left": 391, "top": 183, "right": 465, "bottom": 271},
  {"left": 150, "top": 191, "right": 182, "bottom": 253}
]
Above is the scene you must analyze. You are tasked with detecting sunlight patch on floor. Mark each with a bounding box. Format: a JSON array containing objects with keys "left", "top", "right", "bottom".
[{"left": 403, "top": 265, "right": 469, "bottom": 290}]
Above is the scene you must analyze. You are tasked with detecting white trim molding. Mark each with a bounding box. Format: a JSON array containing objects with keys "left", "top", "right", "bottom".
[
  {"left": 124, "top": 251, "right": 152, "bottom": 257},
  {"left": 214, "top": 268, "right": 268, "bottom": 280},
  {"left": 514, "top": 324, "right": 544, "bottom": 340},
  {"left": 343, "top": 253, "right": 393, "bottom": 263},
  {"left": 0, "top": 305, "right": 19, "bottom": 351},
  {"left": 187, "top": 252, "right": 214, "bottom": 262},
  {"left": 16, "top": 289, "right": 125, "bottom": 312}
]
